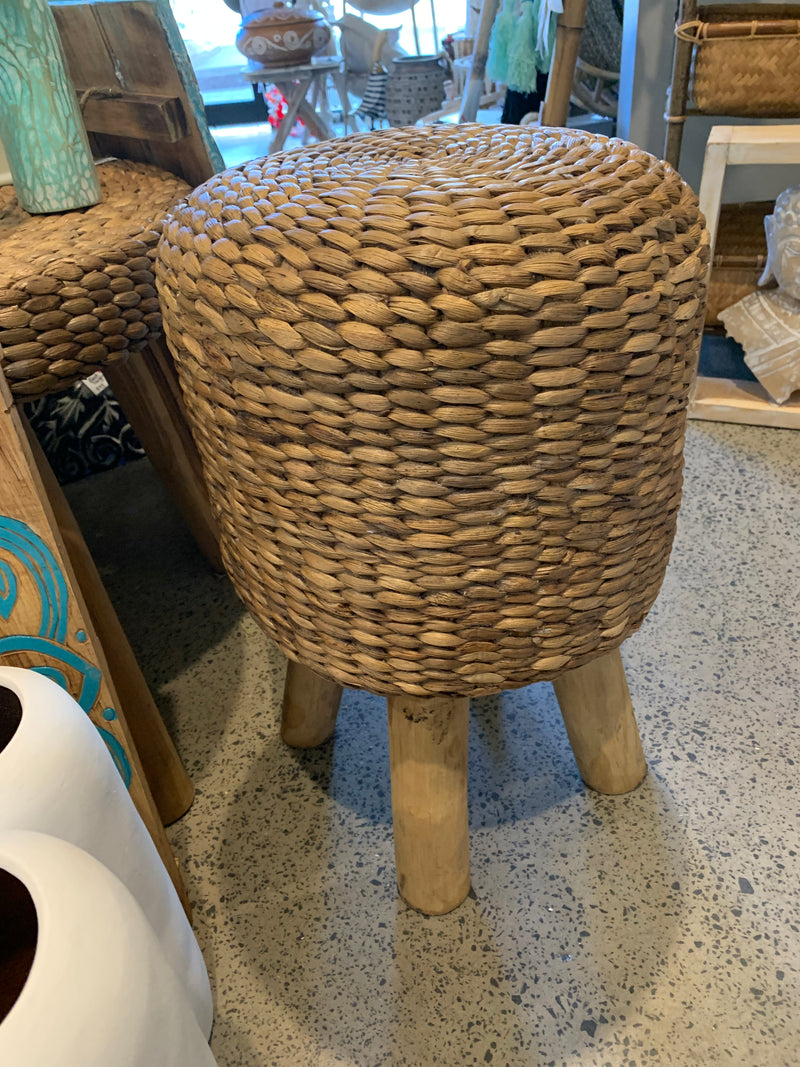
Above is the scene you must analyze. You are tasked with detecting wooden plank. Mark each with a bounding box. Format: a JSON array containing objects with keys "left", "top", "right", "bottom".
[
  {"left": 664, "top": 0, "right": 697, "bottom": 167},
  {"left": 79, "top": 91, "right": 187, "bottom": 142},
  {"left": 52, "top": 0, "right": 222, "bottom": 188},
  {"left": 50, "top": 3, "right": 118, "bottom": 90},
  {"left": 0, "top": 370, "right": 190, "bottom": 910},
  {"left": 690, "top": 374, "right": 800, "bottom": 428}
]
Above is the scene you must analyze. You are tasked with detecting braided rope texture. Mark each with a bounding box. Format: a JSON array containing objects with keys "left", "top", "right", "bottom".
[
  {"left": 0, "top": 160, "right": 190, "bottom": 398},
  {"left": 157, "top": 125, "right": 709, "bottom": 697}
]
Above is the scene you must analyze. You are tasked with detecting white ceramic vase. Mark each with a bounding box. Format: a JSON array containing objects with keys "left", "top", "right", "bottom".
[
  {"left": 0, "top": 830, "right": 217, "bottom": 1066},
  {"left": 0, "top": 666, "right": 212, "bottom": 1036}
]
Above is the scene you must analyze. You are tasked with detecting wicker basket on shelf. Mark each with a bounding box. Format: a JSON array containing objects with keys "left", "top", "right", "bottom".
[
  {"left": 705, "top": 201, "right": 771, "bottom": 328},
  {"left": 678, "top": 4, "right": 800, "bottom": 116}
]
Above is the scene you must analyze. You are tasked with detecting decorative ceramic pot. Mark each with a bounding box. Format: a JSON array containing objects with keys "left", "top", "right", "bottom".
[
  {"left": 0, "top": 831, "right": 217, "bottom": 1066},
  {"left": 0, "top": 667, "right": 212, "bottom": 1037},
  {"left": 236, "top": 0, "right": 331, "bottom": 66}
]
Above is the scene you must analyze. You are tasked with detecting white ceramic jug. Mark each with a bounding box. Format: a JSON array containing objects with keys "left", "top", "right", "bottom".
[
  {"left": 0, "top": 830, "right": 217, "bottom": 1066},
  {"left": 0, "top": 666, "right": 212, "bottom": 1036}
]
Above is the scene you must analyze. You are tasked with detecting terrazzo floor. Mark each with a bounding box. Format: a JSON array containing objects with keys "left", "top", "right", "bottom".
[{"left": 65, "top": 418, "right": 800, "bottom": 1067}]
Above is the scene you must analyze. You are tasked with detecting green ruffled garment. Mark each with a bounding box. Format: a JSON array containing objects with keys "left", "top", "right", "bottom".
[{"left": 487, "top": 0, "right": 558, "bottom": 95}]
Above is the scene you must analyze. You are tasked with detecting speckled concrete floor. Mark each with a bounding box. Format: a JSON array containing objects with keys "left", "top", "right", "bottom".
[{"left": 66, "top": 419, "right": 800, "bottom": 1067}]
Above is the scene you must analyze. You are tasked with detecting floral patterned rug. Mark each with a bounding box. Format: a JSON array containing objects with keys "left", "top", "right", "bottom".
[{"left": 25, "top": 379, "right": 144, "bottom": 485}]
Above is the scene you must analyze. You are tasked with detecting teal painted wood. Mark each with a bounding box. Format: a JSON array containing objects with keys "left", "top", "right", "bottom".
[{"left": 0, "top": 0, "right": 101, "bottom": 213}]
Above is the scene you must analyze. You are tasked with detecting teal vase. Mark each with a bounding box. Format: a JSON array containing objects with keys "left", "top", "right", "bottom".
[{"left": 0, "top": 0, "right": 101, "bottom": 213}]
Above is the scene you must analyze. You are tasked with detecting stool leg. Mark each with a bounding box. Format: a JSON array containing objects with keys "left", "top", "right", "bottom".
[
  {"left": 553, "top": 647, "right": 647, "bottom": 795},
  {"left": 281, "top": 661, "right": 342, "bottom": 747},
  {"left": 104, "top": 337, "right": 223, "bottom": 573},
  {"left": 387, "top": 694, "right": 470, "bottom": 915}
]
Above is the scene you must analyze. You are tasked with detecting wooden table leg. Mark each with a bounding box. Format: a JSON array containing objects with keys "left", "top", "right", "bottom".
[
  {"left": 271, "top": 76, "right": 313, "bottom": 152},
  {"left": 281, "top": 660, "right": 342, "bottom": 747},
  {"left": 105, "top": 338, "right": 222, "bottom": 573},
  {"left": 552, "top": 647, "right": 647, "bottom": 795},
  {"left": 387, "top": 693, "right": 471, "bottom": 915},
  {"left": 0, "top": 373, "right": 190, "bottom": 912}
]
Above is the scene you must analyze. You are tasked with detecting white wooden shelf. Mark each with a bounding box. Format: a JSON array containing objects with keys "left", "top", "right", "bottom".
[{"left": 689, "top": 375, "right": 800, "bottom": 429}]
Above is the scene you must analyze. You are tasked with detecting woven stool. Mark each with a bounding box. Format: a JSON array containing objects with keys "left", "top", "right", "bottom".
[
  {"left": 0, "top": 158, "right": 220, "bottom": 567},
  {"left": 157, "top": 125, "right": 709, "bottom": 914}
]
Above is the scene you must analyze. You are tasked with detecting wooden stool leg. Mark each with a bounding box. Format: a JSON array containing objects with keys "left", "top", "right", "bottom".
[
  {"left": 552, "top": 647, "right": 647, "bottom": 795},
  {"left": 104, "top": 337, "right": 223, "bottom": 573},
  {"left": 387, "top": 694, "right": 470, "bottom": 915},
  {"left": 281, "top": 661, "right": 342, "bottom": 748}
]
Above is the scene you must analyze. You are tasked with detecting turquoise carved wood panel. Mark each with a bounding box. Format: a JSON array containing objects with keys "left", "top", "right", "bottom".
[{"left": 0, "top": 0, "right": 101, "bottom": 213}]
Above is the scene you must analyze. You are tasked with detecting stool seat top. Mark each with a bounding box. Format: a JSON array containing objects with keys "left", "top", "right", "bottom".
[
  {"left": 167, "top": 124, "right": 702, "bottom": 282},
  {"left": 0, "top": 160, "right": 189, "bottom": 399}
]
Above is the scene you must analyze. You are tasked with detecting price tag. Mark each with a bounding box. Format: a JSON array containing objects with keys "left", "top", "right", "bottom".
[{"left": 83, "top": 371, "right": 108, "bottom": 396}]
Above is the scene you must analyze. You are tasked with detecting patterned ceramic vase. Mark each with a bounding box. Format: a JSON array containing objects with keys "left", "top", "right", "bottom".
[{"left": 236, "top": 0, "right": 332, "bottom": 66}]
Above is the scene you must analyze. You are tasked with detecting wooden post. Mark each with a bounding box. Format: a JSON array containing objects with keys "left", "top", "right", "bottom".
[
  {"left": 281, "top": 661, "right": 342, "bottom": 748},
  {"left": 387, "top": 694, "right": 470, "bottom": 915},
  {"left": 23, "top": 417, "right": 195, "bottom": 827},
  {"left": 104, "top": 338, "right": 223, "bottom": 574},
  {"left": 459, "top": 0, "right": 500, "bottom": 123},
  {"left": 539, "top": 0, "right": 587, "bottom": 128},
  {"left": 552, "top": 647, "right": 647, "bottom": 795},
  {"left": 0, "top": 371, "right": 189, "bottom": 910},
  {"left": 664, "top": 0, "right": 696, "bottom": 168},
  {"left": 0, "top": 0, "right": 101, "bottom": 212}
]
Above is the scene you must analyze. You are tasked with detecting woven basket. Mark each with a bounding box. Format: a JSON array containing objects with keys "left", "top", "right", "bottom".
[
  {"left": 678, "top": 5, "right": 800, "bottom": 116},
  {"left": 705, "top": 201, "right": 770, "bottom": 327},
  {"left": 156, "top": 125, "right": 709, "bottom": 698},
  {"left": 386, "top": 54, "right": 448, "bottom": 126},
  {"left": 0, "top": 160, "right": 189, "bottom": 399}
]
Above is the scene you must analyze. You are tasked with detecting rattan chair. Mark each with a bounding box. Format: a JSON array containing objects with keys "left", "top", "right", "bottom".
[
  {"left": 157, "top": 124, "right": 709, "bottom": 915},
  {"left": 0, "top": 0, "right": 223, "bottom": 888},
  {"left": 665, "top": 1, "right": 800, "bottom": 168}
]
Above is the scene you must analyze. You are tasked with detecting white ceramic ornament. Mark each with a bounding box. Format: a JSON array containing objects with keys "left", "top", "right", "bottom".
[
  {"left": 0, "top": 830, "right": 217, "bottom": 1067},
  {"left": 719, "top": 184, "right": 800, "bottom": 403},
  {"left": 0, "top": 667, "right": 212, "bottom": 1036},
  {"left": 759, "top": 184, "right": 800, "bottom": 299}
]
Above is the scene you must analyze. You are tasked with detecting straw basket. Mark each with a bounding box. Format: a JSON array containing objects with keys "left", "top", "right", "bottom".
[
  {"left": 156, "top": 125, "right": 709, "bottom": 699},
  {"left": 678, "top": 5, "right": 800, "bottom": 116}
]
